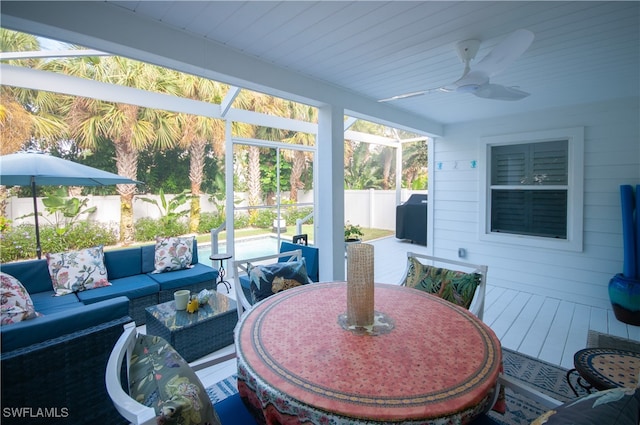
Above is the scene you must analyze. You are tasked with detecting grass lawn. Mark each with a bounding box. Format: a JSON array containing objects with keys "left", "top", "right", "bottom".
[{"left": 195, "top": 225, "right": 393, "bottom": 244}]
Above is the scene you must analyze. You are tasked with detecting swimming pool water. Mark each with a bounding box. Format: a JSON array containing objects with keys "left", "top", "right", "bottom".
[{"left": 198, "top": 236, "right": 280, "bottom": 265}]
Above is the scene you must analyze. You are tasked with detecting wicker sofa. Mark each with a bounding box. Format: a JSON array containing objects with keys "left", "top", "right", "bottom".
[
  {"left": 0, "top": 238, "right": 218, "bottom": 349},
  {"left": 0, "top": 240, "right": 219, "bottom": 424}
]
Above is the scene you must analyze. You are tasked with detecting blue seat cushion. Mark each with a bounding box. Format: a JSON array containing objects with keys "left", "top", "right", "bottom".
[
  {"left": 279, "top": 242, "right": 319, "bottom": 282},
  {"left": 215, "top": 393, "right": 258, "bottom": 425},
  {"left": 146, "top": 263, "right": 217, "bottom": 291},
  {"left": 77, "top": 275, "right": 159, "bottom": 304},
  {"left": 104, "top": 247, "right": 142, "bottom": 279},
  {"left": 0, "top": 296, "right": 130, "bottom": 352},
  {"left": 30, "top": 290, "right": 83, "bottom": 315}
]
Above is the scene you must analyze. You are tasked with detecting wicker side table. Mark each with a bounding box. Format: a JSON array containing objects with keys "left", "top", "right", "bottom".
[{"left": 145, "top": 292, "right": 237, "bottom": 362}]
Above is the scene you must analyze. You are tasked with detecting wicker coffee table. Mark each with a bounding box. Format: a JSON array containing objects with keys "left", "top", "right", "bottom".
[{"left": 145, "top": 292, "right": 237, "bottom": 362}]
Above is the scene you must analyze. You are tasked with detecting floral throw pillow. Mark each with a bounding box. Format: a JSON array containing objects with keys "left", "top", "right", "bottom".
[
  {"left": 129, "top": 333, "right": 221, "bottom": 425},
  {"left": 153, "top": 236, "right": 194, "bottom": 274},
  {"left": 0, "top": 272, "right": 41, "bottom": 325},
  {"left": 249, "top": 259, "right": 311, "bottom": 304},
  {"left": 402, "top": 257, "right": 480, "bottom": 309},
  {"left": 46, "top": 246, "right": 111, "bottom": 296}
]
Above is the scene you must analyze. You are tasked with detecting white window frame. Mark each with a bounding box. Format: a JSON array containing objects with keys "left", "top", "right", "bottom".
[{"left": 479, "top": 127, "right": 584, "bottom": 252}]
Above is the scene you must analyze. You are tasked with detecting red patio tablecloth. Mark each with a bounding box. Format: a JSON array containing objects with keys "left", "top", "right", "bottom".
[{"left": 236, "top": 282, "right": 501, "bottom": 424}]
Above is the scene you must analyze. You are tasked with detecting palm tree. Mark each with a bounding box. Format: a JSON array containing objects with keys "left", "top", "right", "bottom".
[
  {"left": 281, "top": 102, "right": 317, "bottom": 202},
  {"left": 52, "top": 55, "right": 178, "bottom": 243},
  {"left": 169, "top": 72, "right": 228, "bottom": 232},
  {"left": 402, "top": 140, "right": 428, "bottom": 189},
  {"left": 0, "top": 30, "right": 69, "bottom": 218}
]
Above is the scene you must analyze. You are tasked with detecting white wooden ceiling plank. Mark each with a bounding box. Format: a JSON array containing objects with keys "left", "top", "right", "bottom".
[
  {"left": 263, "top": 2, "right": 361, "bottom": 64},
  {"left": 191, "top": 3, "right": 246, "bottom": 37}
]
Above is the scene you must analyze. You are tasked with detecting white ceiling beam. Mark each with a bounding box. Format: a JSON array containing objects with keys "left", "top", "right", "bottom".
[
  {"left": 0, "top": 64, "right": 319, "bottom": 134},
  {"left": 344, "top": 117, "right": 358, "bottom": 131},
  {"left": 344, "top": 130, "right": 399, "bottom": 147},
  {"left": 220, "top": 86, "right": 241, "bottom": 117},
  {"left": 0, "top": 49, "right": 110, "bottom": 60},
  {"left": 0, "top": 64, "right": 221, "bottom": 118}
]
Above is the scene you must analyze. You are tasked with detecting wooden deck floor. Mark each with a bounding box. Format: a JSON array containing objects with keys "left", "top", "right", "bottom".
[{"left": 193, "top": 236, "right": 640, "bottom": 388}]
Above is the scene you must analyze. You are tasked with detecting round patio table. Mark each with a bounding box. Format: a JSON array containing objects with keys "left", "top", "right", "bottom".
[{"left": 235, "top": 282, "right": 502, "bottom": 425}]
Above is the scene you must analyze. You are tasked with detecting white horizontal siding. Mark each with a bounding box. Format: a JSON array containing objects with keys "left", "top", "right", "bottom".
[{"left": 434, "top": 98, "right": 640, "bottom": 310}]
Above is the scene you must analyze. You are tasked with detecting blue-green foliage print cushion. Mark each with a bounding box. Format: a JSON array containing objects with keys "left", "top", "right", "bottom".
[
  {"left": 403, "top": 257, "right": 480, "bottom": 309},
  {"left": 128, "top": 334, "right": 220, "bottom": 425}
]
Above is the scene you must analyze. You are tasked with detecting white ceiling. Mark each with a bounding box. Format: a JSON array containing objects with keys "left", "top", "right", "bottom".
[{"left": 1, "top": 1, "right": 638, "bottom": 133}]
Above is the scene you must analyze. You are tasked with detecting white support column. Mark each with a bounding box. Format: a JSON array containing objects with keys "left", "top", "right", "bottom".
[
  {"left": 225, "top": 120, "right": 235, "bottom": 272},
  {"left": 317, "top": 104, "right": 345, "bottom": 281}
]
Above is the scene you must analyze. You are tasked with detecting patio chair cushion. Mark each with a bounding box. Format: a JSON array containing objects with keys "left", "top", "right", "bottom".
[
  {"left": 153, "top": 236, "right": 195, "bottom": 274},
  {"left": 403, "top": 256, "right": 480, "bottom": 309},
  {"left": 128, "top": 333, "right": 221, "bottom": 425},
  {"left": 0, "top": 272, "right": 40, "bottom": 324},
  {"left": 46, "top": 245, "right": 111, "bottom": 296},
  {"left": 248, "top": 259, "right": 311, "bottom": 303},
  {"left": 531, "top": 386, "right": 640, "bottom": 425}
]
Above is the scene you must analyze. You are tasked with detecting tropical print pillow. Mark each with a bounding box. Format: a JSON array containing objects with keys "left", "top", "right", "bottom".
[
  {"left": 0, "top": 272, "right": 41, "bottom": 325},
  {"left": 532, "top": 386, "right": 639, "bottom": 425},
  {"left": 153, "top": 236, "right": 194, "bottom": 273},
  {"left": 46, "top": 245, "right": 111, "bottom": 296},
  {"left": 128, "top": 333, "right": 221, "bottom": 425},
  {"left": 402, "top": 256, "right": 480, "bottom": 309},
  {"left": 248, "top": 259, "right": 311, "bottom": 304}
]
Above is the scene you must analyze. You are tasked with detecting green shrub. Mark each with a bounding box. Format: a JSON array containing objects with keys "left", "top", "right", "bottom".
[
  {"left": 233, "top": 213, "right": 250, "bottom": 229},
  {"left": 253, "top": 209, "right": 277, "bottom": 228},
  {"left": 134, "top": 217, "right": 188, "bottom": 242},
  {"left": 198, "top": 212, "right": 225, "bottom": 234},
  {"left": 0, "top": 222, "right": 117, "bottom": 262},
  {"left": 284, "top": 206, "right": 314, "bottom": 225},
  {"left": 0, "top": 224, "right": 37, "bottom": 262}
]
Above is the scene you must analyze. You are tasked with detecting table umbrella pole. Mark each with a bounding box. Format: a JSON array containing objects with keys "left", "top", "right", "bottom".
[{"left": 31, "top": 177, "right": 42, "bottom": 259}]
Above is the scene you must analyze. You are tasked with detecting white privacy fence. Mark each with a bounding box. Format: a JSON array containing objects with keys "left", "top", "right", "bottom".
[{"left": 4, "top": 189, "right": 427, "bottom": 232}]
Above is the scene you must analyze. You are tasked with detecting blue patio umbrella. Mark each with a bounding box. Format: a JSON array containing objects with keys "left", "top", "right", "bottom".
[{"left": 0, "top": 151, "right": 140, "bottom": 259}]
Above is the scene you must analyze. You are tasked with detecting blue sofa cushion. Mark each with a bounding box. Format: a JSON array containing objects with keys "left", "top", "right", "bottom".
[
  {"left": 77, "top": 275, "right": 159, "bottom": 304},
  {"left": 279, "top": 242, "right": 319, "bottom": 282},
  {"left": 0, "top": 259, "right": 52, "bottom": 294},
  {"left": 1, "top": 296, "right": 129, "bottom": 352},
  {"left": 30, "top": 290, "right": 83, "bottom": 314},
  {"left": 147, "top": 263, "right": 217, "bottom": 291},
  {"left": 104, "top": 247, "right": 142, "bottom": 279}
]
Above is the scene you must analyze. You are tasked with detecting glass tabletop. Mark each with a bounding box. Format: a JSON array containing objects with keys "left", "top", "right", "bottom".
[{"left": 147, "top": 292, "right": 237, "bottom": 331}]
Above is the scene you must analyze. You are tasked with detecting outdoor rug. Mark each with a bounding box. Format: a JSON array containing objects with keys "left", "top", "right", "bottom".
[{"left": 206, "top": 348, "right": 589, "bottom": 425}]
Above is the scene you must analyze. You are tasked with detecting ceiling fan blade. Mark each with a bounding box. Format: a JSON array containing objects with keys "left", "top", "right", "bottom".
[
  {"left": 378, "top": 90, "right": 426, "bottom": 102},
  {"left": 473, "top": 29, "right": 534, "bottom": 77},
  {"left": 473, "top": 84, "right": 530, "bottom": 101}
]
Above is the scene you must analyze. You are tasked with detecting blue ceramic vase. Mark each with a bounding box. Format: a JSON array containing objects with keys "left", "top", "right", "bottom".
[{"left": 608, "top": 274, "right": 640, "bottom": 326}]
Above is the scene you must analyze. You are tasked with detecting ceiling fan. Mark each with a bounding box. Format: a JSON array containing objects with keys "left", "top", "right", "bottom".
[{"left": 379, "top": 29, "right": 535, "bottom": 102}]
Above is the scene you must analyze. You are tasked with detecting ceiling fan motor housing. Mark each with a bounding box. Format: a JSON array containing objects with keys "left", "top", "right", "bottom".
[{"left": 455, "top": 39, "right": 480, "bottom": 63}]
